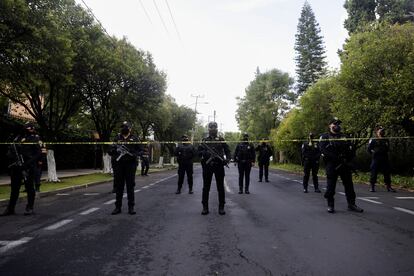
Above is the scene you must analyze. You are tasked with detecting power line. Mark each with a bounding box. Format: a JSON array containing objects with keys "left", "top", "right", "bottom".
[
  {"left": 80, "top": 0, "right": 112, "bottom": 39},
  {"left": 164, "top": 0, "right": 182, "bottom": 41},
  {"left": 153, "top": 0, "right": 170, "bottom": 36},
  {"left": 138, "top": 0, "right": 153, "bottom": 25}
]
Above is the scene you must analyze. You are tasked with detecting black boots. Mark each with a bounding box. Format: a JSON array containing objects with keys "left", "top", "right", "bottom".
[
  {"left": 24, "top": 207, "right": 34, "bottom": 216},
  {"left": 348, "top": 204, "right": 364, "bottom": 213},
  {"left": 1, "top": 208, "right": 15, "bottom": 216},
  {"left": 327, "top": 200, "right": 335, "bottom": 213},
  {"left": 111, "top": 207, "right": 121, "bottom": 215},
  {"left": 369, "top": 184, "right": 376, "bottom": 192},
  {"left": 201, "top": 205, "right": 209, "bottom": 215},
  {"left": 218, "top": 207, "right": 226, "bottom": 215},
  {"left": 303, "top": 187, "right": 308, "bottom": 193},
  {"left": 128, "top": 206, "right": 136, "bottom": 215},
  {"left": 386, "top": 185, "right": 396, "bottom": 193}
]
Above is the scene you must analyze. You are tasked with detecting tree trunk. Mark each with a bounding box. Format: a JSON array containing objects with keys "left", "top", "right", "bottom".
[
  {"left": 102, "top": 153, "right": 112, "bottom": 174},
  {"left": 157, "top": 156, "right": 164, "bottom": 168},
  {"left": 47, "top": 149, "right": 60, "bottom": 182}
]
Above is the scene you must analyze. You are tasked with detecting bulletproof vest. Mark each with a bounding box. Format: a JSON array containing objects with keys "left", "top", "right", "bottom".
[
  {"left": 176, "top": 144, "right": 194, "bottom": 162},
  {"left": 237, "top": 143, "right": 253, "bottom": 161},
  {"left": 320, "top": 132, "right": 354, "bottom": 162},
  {"left": 258, "top": 145, "right": 271, "bottom": 161},
  {"left": 200, "top": 136, "right": 230, "bottom": 162},
  {"left": 369, "top": 138, "right": 389, "bottom": 160},
  {"left": 112, "top": 134, "right": 140, "bottom": 161},
  {"left": 8, "top": 134, "right": 41, "bottom": 167},
  {"left": 302, "top": 142, "right": 320, "bottom": 161}
]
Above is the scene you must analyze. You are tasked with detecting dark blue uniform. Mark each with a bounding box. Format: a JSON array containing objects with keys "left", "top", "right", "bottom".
[
  {"left": 109, "top": 134, "right": 142, "bottom": 211},
  {"left": 319, "top": 132, "right": 356, "bottom": 209},
  {"left": 301, "top": 141, "right": 321, "bottom": 192},
  {"left": 141, "top": 144, "right": 150, "bottom": 176},
  {"left": 234, "top": 142, "right": 255, "bottom": 193},
  {"left": 368, "top": 138, "right": 392, "bottom": 191},
  {"left": 174, "top": 142, "right": 195, "bottom": 193},
  {"left": 6, "top": 133, "right": 41, "bottom": 214},
  {"left": 255, "top": 143, "right": 273, "bottom": 182},
  {"left": 198, "top": 136, "right": 231, "bottom": 211}
]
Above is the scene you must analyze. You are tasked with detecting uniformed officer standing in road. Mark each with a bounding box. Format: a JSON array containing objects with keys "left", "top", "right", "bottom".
[
  {"left": 174, "top": 135, "right": 195, "bottom": 194},
  {"left": 301, "top": 133, "right": 321, "bottom": 193},
  {"left": 368, "top": 127, "right": 396, "bottom": 192},
  {"left": 109, "top": 122, "right": 142, "bottom": 215},
  {"left": 1, "top": 122, "right": 41, "bottom": 216},
  {"left": 198, "top": 122, "right": 231, "bottom": 215},
  {"left": 141, "top": 142, "right": 150, "bottom": 176},
  {"left": 319, "top": 118, "right": 363, "bottom": 213},
  {"left": 234, "top": 133, "right": 255, "bottom": 194},
  {"left": 255, "top": 139, "right": 273, "bottom": 182}
]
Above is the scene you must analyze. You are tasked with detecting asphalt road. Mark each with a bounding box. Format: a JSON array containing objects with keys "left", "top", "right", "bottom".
[{"left": 0, "top": 166, "right": 413, "bottom": 276}]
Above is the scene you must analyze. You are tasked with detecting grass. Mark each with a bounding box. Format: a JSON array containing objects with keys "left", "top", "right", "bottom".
[
  {"left": 0, "top": 173, "right": 113, "bottom": 201},
  {"left": 0, "top": 165, "right": 177, "bottom": 201},
  {"left": 270, "top": 163, "right": 414, "bottom": 190}
]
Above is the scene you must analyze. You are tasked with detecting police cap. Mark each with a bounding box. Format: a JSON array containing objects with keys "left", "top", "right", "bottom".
[{"left": 329, "top": 117, "right": 342, "bottom": 125}]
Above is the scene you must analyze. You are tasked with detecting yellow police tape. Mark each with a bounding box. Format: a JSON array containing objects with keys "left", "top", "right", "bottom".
[{"left": 0, "top": 137, "right": 413, "bottom": 145}]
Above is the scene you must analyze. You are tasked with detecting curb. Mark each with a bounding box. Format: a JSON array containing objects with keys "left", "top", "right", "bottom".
[
  {"left": 0, "top": 167, "right": 178, "bottom": 208},
  {"left": 268, "top": 166, "right": 413, "bottom": 192}
]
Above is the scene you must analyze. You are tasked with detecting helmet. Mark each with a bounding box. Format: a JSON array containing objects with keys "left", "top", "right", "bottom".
[{"left": 208, "top": 121, "right": 218, "bottom": 137}]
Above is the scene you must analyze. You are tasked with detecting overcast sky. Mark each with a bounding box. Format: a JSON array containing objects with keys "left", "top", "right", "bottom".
[{"left": 75, "top": 0, "right": 348, "bottom": 132}]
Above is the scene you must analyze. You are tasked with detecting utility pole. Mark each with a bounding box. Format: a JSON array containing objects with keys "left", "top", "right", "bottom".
[
  {"left": 213, "top": 110, "right": 216, "bottom": 122},
  {"left": 190, "top": 94, "right": 207, "bottom": 142}
]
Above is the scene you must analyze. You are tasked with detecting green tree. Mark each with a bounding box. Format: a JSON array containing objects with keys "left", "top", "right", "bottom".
[
  {"left": 344, "top": 0, "right": 377, "bottom": 34},
  {"left": 236, "top": 69, "right": 295, "bottom": 139},
  {"left": 344, "top": 0, "right": 414, "bottom": 34},
  {"left": 294, "top": 1, "right": 327, "bottom": 95},
  {"left": 376, "top": 0, "right": 414, "bottom": 24},
  {"left": 337, "top": 23, "right": 414, "bottom": 136},
  {"left": 272, "top": 76, "right": 338, "bottom": 162},
  {"left": 0, "top": 0, "right": 98, "bottom": 180}
]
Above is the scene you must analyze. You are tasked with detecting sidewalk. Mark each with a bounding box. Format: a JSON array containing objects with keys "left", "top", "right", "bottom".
[{"left": 0, "top": 169, "right": 103, "bottom": 186}]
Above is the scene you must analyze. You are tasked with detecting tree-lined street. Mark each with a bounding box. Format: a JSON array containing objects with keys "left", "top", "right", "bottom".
[{"left": 1, "top": 167, "right": 413, "bottom": 275}]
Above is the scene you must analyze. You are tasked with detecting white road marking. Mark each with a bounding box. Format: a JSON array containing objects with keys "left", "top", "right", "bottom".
[
  {"left": 134, "top": 189, "right": 142, "bottom": 193},
  {"left": 358, "top": 198, "right": 383, "bottom": 204},
  {"left": 293, "top": 180, "right": 302, "bottom": 183},
  {"left": 360, "top": 197, "right": 379, "bottom": 199},
  {"left": 224, "top": 179, "right": 232, "bottom": 193},
  {"left": 393, "top": 207, "right": 414, "bottom": 216},
  {"left": 56, "top": 193, "right": 70, "bottom": 196},
  {"left": 104, "top": 199, "right": 116, "bottom": 205},
  {"left": 79, "top": 207, "right": 100, "bottom": 216},
  {"left": 142, "top": 186, "right": 149, "bottom": 189},
  {"left": 0, "top": 237, "right": 33, "bottom": 254},
  {"left": 338, "top": 192, "right": 346, "bottom": 196},
  {"left": 123, "top": 194, "right": 127, "bottom": 198},
  {"left": 395, "top": 197, "right": 414, "bottom": 200},
  {"left": 44, "top": 219, "right": 73, "bottom": 230},
  {"left": 83, "top": 193, "right": 99, "bottom": 196},
  {"left": 322, "top": 188, "right": 327, "bottom": 190}
]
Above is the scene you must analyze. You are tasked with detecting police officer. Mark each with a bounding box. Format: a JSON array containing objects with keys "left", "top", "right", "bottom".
[
  {"left": 198, "top": 122, "right": 231, "bottom": 215},
  {"left": 301, "top": 133, "right": 321, "bottom": 193},
  {"left": 255, "top": 139, "right": 273, "bottom": 182},
  {"left": 141, "top": 142, "right": 150, "bottom": 176},
  {"left": 319, "top": 118, "right": 363, "bottom": 213},
  {"left": 109, "top": 122, "right": 142, "bottom": 215},
  {"left": 1, "top": 122, "right": 41, "bottom": 216},
  {"left": 234, "top": 133, "right": 255, "bottom": 194},
  {"left": 174, "top": 135, "right": 195, "bottom": 194},
  {"left": 368, "top": 127, "right": 396, "bottom": 192}
]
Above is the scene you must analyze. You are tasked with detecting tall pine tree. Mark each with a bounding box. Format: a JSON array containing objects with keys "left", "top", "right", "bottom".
[{"left": 294, "top": 1, "right": 327, "bottom": 96}]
